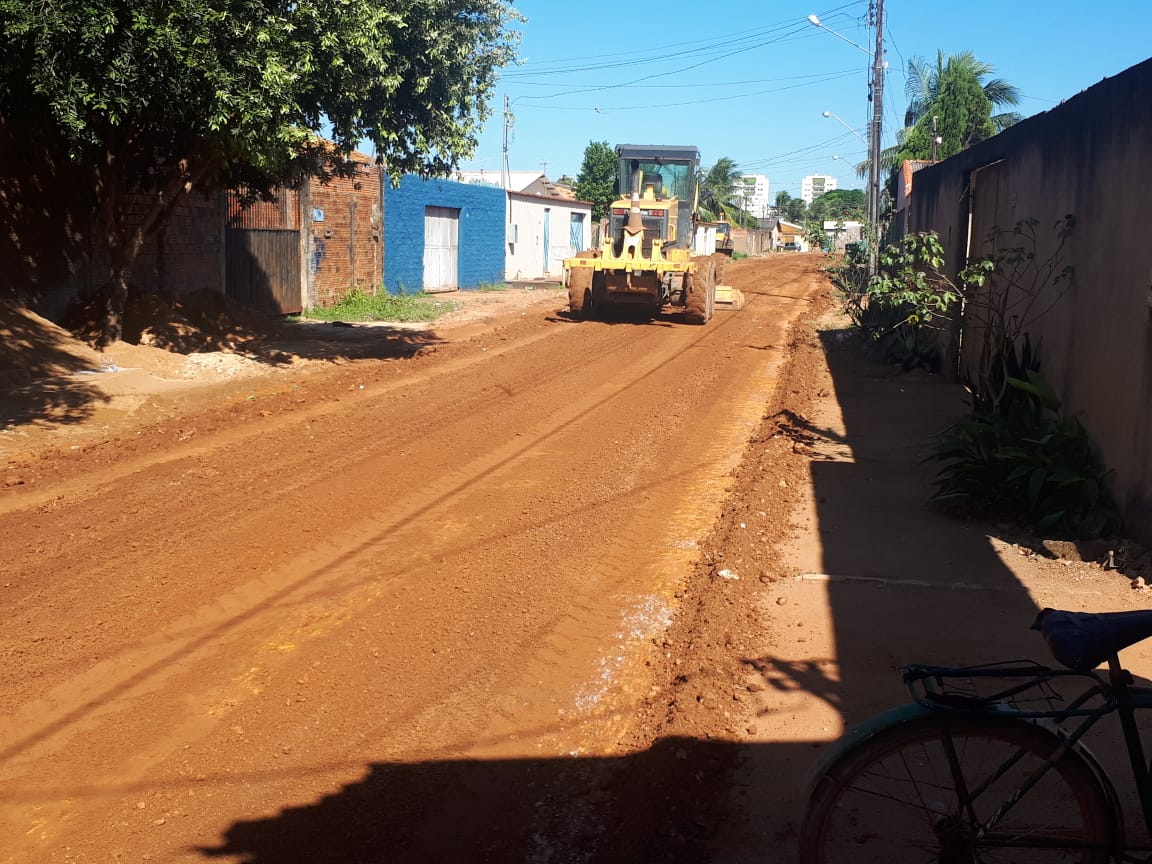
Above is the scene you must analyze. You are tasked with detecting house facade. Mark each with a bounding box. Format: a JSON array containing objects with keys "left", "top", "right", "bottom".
[
  {"left": 383, "top": 175, "right": 505, "bottom": 293},
  {"left": 776, "top": 220, "right": 808, "bottom": 251},
  {"left": 505, "top": 191, "right": 592, "bottom": 280}
]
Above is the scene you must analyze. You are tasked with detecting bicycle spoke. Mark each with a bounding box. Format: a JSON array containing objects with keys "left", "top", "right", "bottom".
[{"left": 801, "top": 719, "right": 1114, "bottom": 864}]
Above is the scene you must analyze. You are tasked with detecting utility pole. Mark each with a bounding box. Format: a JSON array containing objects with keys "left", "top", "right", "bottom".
[
  {"left": 867, "top": 0, "right": 886, "bottom": 273},
  {"left": 931, "top": 115, "right": 939, "bottom": 161},
  {"left": 501, "top": 94, "right": 511, "bottom": 191}
]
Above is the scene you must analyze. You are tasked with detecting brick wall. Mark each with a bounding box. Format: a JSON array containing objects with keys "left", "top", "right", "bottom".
[
  {"left": 0, "top": 115, "right": 222, "bottom": 317},
  {"left": 133, "top": 192, "right": 224, "bottom": 296},
  {"left": 304, "top": 165, "right": 383, "bottom": 307},
  {"left": 383, "top": 176, "right": 505, "bottom": 293}
]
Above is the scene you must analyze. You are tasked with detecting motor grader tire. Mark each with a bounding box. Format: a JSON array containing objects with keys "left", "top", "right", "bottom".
[
  {"left": 685, "top": 256, "right": 715, "bottom": 325},
  {"left": 712, "top": 252, "right": 727, "bottom": 288},
  {"left": 567, "top": 267, "right": 593, "bottom": 318}
]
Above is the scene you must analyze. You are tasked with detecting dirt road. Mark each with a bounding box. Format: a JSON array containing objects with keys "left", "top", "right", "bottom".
[{"left": 1, "top": 257, "right": 826, "bottom": 862}]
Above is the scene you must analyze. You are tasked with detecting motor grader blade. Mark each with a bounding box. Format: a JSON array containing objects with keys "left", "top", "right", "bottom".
[{"left": 714, "top": 285, "right": 745, "bottom": 310}]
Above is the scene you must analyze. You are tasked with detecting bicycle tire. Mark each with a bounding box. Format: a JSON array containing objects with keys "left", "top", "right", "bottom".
[{"left": 799, "top": 716, "right": 1118, "bottom": 863}]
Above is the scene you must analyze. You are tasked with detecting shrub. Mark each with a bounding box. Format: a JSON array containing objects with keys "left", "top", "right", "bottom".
[{"left": 927, "top": 371, "right": 1118, "bottom": 539}]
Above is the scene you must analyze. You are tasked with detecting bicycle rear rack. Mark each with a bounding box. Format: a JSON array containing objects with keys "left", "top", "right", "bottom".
[{"left": 903, "top": 660, "right": 1110, "bottom": 719}]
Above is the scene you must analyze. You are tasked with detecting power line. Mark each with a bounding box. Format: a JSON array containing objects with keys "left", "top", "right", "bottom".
[{"left": 517, "top": 69, "right": 861, "bottom": 112}]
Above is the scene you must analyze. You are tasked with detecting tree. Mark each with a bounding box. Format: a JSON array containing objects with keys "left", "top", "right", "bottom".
[
  {"left": 813, "top": 189, "right": 866, "bottom": 221},
  {"left": 905, "top": 51, "right": 1022, "bottom": 134},
  {"left": 698, "top": 158, "right": 755, "bottom": 225},
  {"left": 0, "top": 0, "right": 520, "bottom": 346},
  {"left": 859, "top": 50, "right": 1022, "bottom": 179},
  {"left": 574, "top": 141, "right": 617, "bottom": 221},
  {"left": 774, "top": 191, "right": 806, "bottom": 225}
]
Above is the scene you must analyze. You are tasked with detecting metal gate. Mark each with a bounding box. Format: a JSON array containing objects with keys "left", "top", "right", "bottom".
[
  {"left": 225, "top": 192, "right": 302, "bottom": 314},
  {"left": 225, "top": 229, "right": 302, "bottom": 314},
  {"left": 423, "top": 206, "right": 459, "bottom": 292}
]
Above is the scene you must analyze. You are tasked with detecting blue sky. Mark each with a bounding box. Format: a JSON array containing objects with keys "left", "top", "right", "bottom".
[{"left": 456, "top": 0, "right": 1152, "bottom": 199}]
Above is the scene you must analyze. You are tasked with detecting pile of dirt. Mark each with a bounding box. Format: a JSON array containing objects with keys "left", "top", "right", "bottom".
[{"left": 0, "top": 298, "right": 106, "bottom": 387}]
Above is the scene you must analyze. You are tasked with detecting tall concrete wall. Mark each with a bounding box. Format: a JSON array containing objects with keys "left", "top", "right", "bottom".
[
  {"left": 908, "top": 57, "right": 1152, "bottom": 538},
  {"left": 383, "top": 176, "right": 505, "bottom": 293}
]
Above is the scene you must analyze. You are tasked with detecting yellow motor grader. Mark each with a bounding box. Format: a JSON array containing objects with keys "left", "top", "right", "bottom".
[{"left": 563, "top": 145, "right": 738, "bottom": 324}]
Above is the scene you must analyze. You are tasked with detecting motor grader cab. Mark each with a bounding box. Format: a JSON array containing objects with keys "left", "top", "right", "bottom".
[
  {"left": 715, "top": 220, "right": 735, "bottom": 256},
  {"left": 564, "top": 144, "right": 725, "bottom": 324}
]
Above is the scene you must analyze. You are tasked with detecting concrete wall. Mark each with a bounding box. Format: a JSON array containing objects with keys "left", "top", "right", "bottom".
[
  {"left": 506, "top": 193, "right": 592, "bottom": 280},
  {"left": 908, "top": 57, "right": 1152, "bottom": 538},
  {"left": 383, "top": 175, "right": 505, "bottom": 293}
]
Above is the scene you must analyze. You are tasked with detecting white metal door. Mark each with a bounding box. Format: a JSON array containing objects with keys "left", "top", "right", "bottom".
[{"left": 423, "top": 206, "right": 460, "bottom": 292}]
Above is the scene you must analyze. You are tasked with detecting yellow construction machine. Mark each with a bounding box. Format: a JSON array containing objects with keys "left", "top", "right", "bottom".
[{"left": 564, "top": 145, "right": 738, "bottom": 324}]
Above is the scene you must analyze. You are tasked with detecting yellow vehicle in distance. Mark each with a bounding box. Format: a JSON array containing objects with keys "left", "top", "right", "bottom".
[{"left": 564, "top": 144, "right": 726, "bottom": 324}]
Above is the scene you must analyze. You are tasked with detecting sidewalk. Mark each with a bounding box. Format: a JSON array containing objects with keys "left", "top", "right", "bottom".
[{"left": 714, "top": 317, "right": 1152, "bottom": 861}]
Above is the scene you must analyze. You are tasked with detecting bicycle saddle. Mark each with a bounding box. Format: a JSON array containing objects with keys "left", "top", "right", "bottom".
[{"left": 1033, "top": 608, "right": 1152, "bottom": 671}]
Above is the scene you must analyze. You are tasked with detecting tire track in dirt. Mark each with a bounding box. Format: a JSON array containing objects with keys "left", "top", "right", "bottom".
[{"left": 1, "top": 262, "right": 819, "bottom": 862}]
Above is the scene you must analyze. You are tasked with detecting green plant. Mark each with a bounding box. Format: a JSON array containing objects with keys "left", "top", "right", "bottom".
[
  {"left": 927, "top": 371, "right": 1118, "bottom": 539},
  {"left": 959, "top": 215, "right": 1076, "bottom": 414},
  {"left": 848, "top": 232, "right": 959, "bottom": 369},
  {"left": 300, "top": 288, "right": 457, "bottom": 323},
  {"left": 732, "top": 252, "right": 749, "bottom": 261},
  {"left": 823, "top": 241, "right": 871, "bottom": 325},
  {"left": 477, "top": 282, "right": 510, "bottom": 292}
]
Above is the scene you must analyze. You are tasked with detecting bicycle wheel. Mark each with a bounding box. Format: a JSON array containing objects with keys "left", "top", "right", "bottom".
[{"left": 799, "top": 716, "right": 1117, "bottom": 863}]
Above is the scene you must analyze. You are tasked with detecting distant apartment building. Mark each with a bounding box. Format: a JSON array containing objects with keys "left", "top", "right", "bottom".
[
  {"left": 801, "top": 174, "right": 838, "bottom": 204},
  {"left": 739, "top": 174, "right": 772, "bottom": 219}
]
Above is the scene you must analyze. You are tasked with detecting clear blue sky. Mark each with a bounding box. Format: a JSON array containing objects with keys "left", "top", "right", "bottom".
[{"left": 456, "top": 0, "right": 1152, "bottom": 199}]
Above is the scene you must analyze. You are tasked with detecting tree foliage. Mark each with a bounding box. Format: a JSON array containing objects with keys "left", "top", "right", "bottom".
[
  {"left": 861, "top": 50, "right": 1022, "bottom": 180},
  {"left": 774, "top": 191, "right": 806, "bottom": 224},
  {"left": 0, "top": 0, "right": 521, "bottom": 345},
  {"left": 808, "top": 189, "right": 866, "bottom": 222},
  {"left": 697, "top": 158, "right": 755, "bottom": 226},
  {"left": 573, "top": 140, "right": 616, "bottom": 221}
]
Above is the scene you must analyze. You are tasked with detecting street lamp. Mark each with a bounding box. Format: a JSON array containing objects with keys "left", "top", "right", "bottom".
[
  {"left": 808, "top": 7, "right": 885, "bottom": 272},
  {"left": 806, "top": 15, "right": 871, "bottom": 56},
  {"left": 822, "top": 111, "right": 869, "bottom": 147}
]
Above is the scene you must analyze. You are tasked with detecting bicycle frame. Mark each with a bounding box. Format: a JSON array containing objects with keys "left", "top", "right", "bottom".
[{"left": 905, "top": 656, "right": 1152, "bottom": 857}]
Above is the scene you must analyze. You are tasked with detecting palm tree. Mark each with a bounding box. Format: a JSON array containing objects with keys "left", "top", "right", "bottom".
[
  {"left": 855, "top": 51, "right": 1023, "bottom": 180},
  {"left": 698, "top": 158, "right": 754, "bottom": 225},
  {"left": 905, "top": 51, "right": 1022, "bottom": 133}
]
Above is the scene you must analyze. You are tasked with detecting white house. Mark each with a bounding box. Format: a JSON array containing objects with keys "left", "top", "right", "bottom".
[
  {"left": 822, "top": 220, "right": 864, "bottom": 252},
  {"left": 505, "top": 191, "right": 593, "bottom": 280}
]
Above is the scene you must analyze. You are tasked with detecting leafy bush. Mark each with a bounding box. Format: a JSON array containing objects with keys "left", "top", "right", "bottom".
[
  {"left": 927, "top": 371, "right": 1118, "bottom": 539},
  {"left": 849, "top": 233, "right": 958, "bottom": 370}
]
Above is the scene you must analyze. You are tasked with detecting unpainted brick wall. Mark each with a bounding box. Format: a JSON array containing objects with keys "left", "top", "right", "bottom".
[
  {"left": 305, "top": 165, "right": 383, "bottom": 307},
  {"left": 133, "top": 192, "right": 224, "bottom": 296},
  {"left": 383, "top": 175, "right": 505, "bottom": 293}
]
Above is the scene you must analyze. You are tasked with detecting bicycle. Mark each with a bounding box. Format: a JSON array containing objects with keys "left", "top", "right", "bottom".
[{"left": 799, "top": 607, "right": 1152, "bottom": 863}]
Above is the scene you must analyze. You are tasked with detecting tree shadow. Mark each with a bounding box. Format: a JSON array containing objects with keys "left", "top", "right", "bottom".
[{"left": 0, "top": 301, "right": 110, "bottom": 428}]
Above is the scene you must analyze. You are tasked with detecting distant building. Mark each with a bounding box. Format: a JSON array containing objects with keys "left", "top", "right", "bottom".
[
  {"left": 739, "top": 174, "right": 772, "bottom": 220},
  {"left": 822, "top": 220, "right": 865, "bottom": 252},
  {"left": 801, "top": 174, "right": 838, "bottom": 204}
]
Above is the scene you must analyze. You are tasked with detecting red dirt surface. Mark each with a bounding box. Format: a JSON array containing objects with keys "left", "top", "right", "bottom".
[{"left": 2, "top": 257, "right": 1145, "bottom": 863}]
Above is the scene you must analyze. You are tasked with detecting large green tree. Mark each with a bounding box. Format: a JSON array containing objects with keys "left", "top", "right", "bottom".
[
  {"left": 810, "top": 189, "right": 866, "bottom": 221},
  {"left": 573, "top": 140, "right": 616, "bottom": 221},
  {"left": 0, "top": 0, "right": 520, "bottom": 346}
]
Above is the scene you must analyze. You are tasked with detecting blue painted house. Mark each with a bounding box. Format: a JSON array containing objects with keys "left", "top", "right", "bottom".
[{"left": 383, "top": 175, "right": 506, "bottom": 293}]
